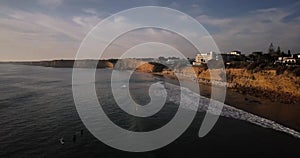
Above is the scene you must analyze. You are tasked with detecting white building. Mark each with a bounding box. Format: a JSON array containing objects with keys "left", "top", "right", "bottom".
[
  {"left": 283, "top": 58, "right": 296, "bottom": 64},
  {"left": 229, "top": 51, "right": 241, "bottom": 56},
  {"left": 193, "top": 51, "right": 216, "bottom": 65},
  {"left": 275, "top": 57, "right": 297, "bottom": 65}
]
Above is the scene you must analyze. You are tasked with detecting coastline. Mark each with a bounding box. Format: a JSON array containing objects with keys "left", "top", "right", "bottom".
[
  {"left": 3, "top": 60, "right": 300, "bottom": 131},
  {"left": 153, "top": 71, "right": 300, "bottom": 132}
]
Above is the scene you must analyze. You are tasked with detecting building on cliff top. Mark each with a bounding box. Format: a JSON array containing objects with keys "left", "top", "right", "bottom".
[{"left": 192, "top": 51, "right": 216, "bottom": 66}]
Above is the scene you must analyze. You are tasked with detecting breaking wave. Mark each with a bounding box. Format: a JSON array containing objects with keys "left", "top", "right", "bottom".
[{"left": 162, "top": 82, "right": 300, "bottom": 139}]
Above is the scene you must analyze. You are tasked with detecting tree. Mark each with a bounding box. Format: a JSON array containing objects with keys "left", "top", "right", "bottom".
[
  {"left": 288, "top": 50, "right": 291, "bottom": 57},
  {"left": 276, "top": 46, "right": 281, "bottom": 55},
  {"left": 268, "top": 43, "right": 275, "bottom": 54}
]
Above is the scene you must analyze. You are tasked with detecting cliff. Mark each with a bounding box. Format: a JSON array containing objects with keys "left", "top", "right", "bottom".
[
  {"left": 226, "top": 69, "right": 300, "bottom": 103},
  {"left": 113, "top": 59, "right": 166, "bottom": 72},
  {"left": 7, "top": 59, "right": 300, "bottom": 103},
  {"left": 163, "top": 67, "right": 300, "bottom": 103}
]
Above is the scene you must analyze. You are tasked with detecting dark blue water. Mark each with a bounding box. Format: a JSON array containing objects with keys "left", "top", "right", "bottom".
[{"left": 0, "top": 64, "right": 300, "bottom": 158}]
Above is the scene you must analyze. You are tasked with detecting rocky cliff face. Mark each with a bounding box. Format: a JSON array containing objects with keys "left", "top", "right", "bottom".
[
  {"left": 158, "top": 66, "right": 300, "bottom": 103},
  {"left": 226, "top": 69, "right": 300, "bottom": 103},
  {"left": 113, "top": 59, "right": 166, "bottom": 72},
  {"left": 74, "top": 60, "right": 114, "bottom": 68},
  {"left": 12, "top": 59, "right": 299, "bottom": 103}
]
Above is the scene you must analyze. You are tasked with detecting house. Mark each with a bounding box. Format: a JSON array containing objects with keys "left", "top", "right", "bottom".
[
  {"left": 293, "top": 54, "right": 300, "bottom": 59},
  {"left": 220, "top": 54, "right": 240, "bottom": 62},
  {"left": 275, "top": 57, "right": 297, "bottom": 65},
  {"left": 274, "top": 52, "right": 300, "bottom": 65},
  {"left": 230, "top": 50, "right": 241, "bottom": 56},
  {"left": 283, "top": 58, "right": 297, "bottom": 65},
  {"left": 192, "top": 51, "right": 216, "bottom": 66}
]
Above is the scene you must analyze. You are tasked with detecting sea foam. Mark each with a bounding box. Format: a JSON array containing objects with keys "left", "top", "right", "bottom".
[{"left": 161, "top": 82, "right": 300, "bottom": 139}]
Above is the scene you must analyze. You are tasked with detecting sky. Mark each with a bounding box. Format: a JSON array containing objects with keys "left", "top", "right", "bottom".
[{"left": 0, "top": 0, "right": 300, "bottom": 61}]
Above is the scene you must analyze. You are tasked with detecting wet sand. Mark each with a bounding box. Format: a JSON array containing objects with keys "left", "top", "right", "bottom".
[
  {"left": 159, "top": 73, "right": 300, "bottom": 132},
  {"left": 224, "top": 88, "right": 300, "bottom": 131}
]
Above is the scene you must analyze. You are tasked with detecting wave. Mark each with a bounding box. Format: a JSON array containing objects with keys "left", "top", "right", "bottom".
[{"left": 161, "top": 82, "right": 300, "bottom": 139}]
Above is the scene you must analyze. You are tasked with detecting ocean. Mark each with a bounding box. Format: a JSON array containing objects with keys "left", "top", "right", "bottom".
[{"left": 0, "top": 64, "right": 300, "bottom": 158}]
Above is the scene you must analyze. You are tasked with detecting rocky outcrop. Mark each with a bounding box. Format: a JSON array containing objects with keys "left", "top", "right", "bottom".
[
  {"left": 226, "top": 69, "right": 300, "bottom": 103},
  {"left": 10, "top": 59, "right": 300, "bottom": 103},
  {"left": 74, "top": 60, "right": 114, "bottom": 68},
  {"left": 156, "top": 66, "right": 300, "bottom": 103},
  {"left": 113, "top": 59, "right": 166, "bottom": 73}
]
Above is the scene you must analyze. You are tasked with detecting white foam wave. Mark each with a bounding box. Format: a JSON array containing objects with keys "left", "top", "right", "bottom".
[{"left": 162, "top": 82, "right": 300, "bottom": 139}]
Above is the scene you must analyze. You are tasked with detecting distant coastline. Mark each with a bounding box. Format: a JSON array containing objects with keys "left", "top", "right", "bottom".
[
  {"left": 3, "top": 58, "right": 299, "bottom": 102},
  {"left": 2, "top": 58, "right": 300, "bottom": 131}
]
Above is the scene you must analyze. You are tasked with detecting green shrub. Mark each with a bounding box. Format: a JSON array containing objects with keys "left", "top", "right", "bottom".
[{"left": 292, "top": 67, "right": 300, "bottom": 76}]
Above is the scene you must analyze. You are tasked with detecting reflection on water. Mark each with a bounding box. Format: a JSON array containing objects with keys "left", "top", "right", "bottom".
[{"left": 0, "top": 64, "right": 300, "bottom": 157}]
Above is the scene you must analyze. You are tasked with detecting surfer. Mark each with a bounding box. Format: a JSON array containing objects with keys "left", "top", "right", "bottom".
[
  {"left": 72, "top": 134, "right": 76, "bottom": 142},
  {"left": 59, "top": 138, "right": 65, "bottom": 145}
]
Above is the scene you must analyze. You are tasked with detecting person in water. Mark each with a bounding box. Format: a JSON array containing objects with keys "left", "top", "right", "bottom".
[
  {"left": 72, "top": 134, "right": 76, "bottom": 142},
  {"left": 59, "top": 138, "right": 65, "bottom": 145}
]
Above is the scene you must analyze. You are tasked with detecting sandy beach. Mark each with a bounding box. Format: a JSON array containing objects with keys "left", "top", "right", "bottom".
[{"left": 159, "top": 73, "right": 300, "bottom": 132}]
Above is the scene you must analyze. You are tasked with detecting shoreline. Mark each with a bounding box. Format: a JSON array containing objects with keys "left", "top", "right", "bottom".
[
  {"left": 2, "top": 63, "right": 300, "bottom": 157},
  {"left": 152, "top": 71, "right": 300, "bottom": 132},
  {"left": 2, "top": 61, "right": 300, "bottom": 131}
]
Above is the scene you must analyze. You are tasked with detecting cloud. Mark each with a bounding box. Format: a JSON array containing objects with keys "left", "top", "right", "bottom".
[
  {"left": 1, "top": 1, "right": 300, "bottom": 61},
  {"left": 82, "top": 8, "right": 98, "bottom": 15},
  {"left": 37, "top": 0, "right": 64, "bottom": 8},
  {"left": 72, "top": 15, "right": 101, "bottom": 29},
  {"left": 168, "top": 1, "right": 205, "bottom": 16},
  {"left": 6, "top": 10, "right": 85, "bottom": 41},
  {"left": 72, "top": 8, "right": 110, "bottom": 29},
  {"left": 0, "top": 7, "right": 105, "bottom": 61},
  {"left": 253, "top": 8, "right": 279, "bottom": 13},
  {"left": 197, "top": 15, "right": 232, "bottom": 26},
  {"left": 196, "top": 7, "right": 300, "bottom": 53}
]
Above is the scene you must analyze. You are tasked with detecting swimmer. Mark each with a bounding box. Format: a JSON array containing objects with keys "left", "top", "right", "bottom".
[
  {"left": 72, "top": 134, "right": 76, "bottom": 142},
  {"left": 59, "top": 138, "right": 65, "bottom": 145}
]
